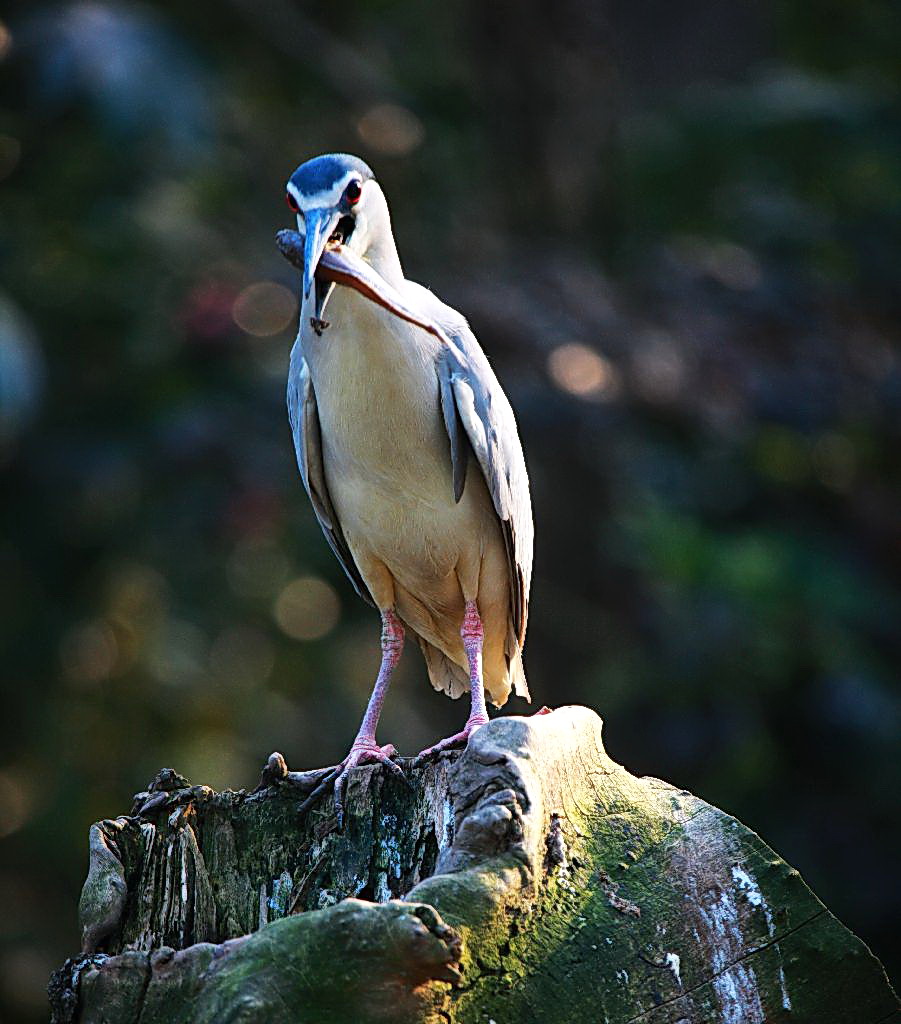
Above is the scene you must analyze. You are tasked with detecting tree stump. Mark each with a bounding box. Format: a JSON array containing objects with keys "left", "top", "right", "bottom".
[{"left": 49, "top": 706, "right": 898, "bottom": 1023}]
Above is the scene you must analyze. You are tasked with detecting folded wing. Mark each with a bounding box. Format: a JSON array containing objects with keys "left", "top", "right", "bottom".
[
  {"left": 433, "top": 314, "right": 533, "bottom": 649},
  {"left": 286, "top": 340, "right": 374, "bottom": 606}
]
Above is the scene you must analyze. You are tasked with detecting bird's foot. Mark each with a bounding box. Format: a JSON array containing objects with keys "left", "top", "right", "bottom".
[
  {"left": 416, "top": 714, "right": 489, "bottom": 761},
  {"left": 297, "top": 741, "right": 408, "bottom": 829}
]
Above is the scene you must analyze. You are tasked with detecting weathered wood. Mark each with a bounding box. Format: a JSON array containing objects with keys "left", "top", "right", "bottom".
[
  {"left": 75, "top": 755, "right": 454, "bottom": 953},
  {"left": 50, "top": 707, "right": 899, "bottom": 1023}
]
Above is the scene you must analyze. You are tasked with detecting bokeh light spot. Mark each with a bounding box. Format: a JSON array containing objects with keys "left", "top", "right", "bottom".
[
  {"left": 0, "top": 293, "right": 44, "bottom": 458},
  {"left": 0, "top": 769, "right": 35, "bottom": 839},
  {"left": 274, "top": 576, "right": 341, "bottom": 641},
  {"left": 706, "top": 242, "right": 762, "bottom": 291},
  {"left": 184, "top": 282, "right": 236, "bottom": 341},
  {"left": 106, "top": 563, "right": 168, "bottom": 631},
  {"left": 631, "top": 332, "right": 687, "bottom": 403},
  {"left": 548, "top": 343, "right": 619, "bottom": 400},
  {"left": 146, "top": 619, "right": 208, "bottom": 686},
  {"left": 356, "top": 104, "right": 425, "bottom": 157},
  {"left": 60, "top": 620, "right": 119, "bottom": 687},
  {"left": 232, "top": 281, "right": 297, "bottom": 337}
]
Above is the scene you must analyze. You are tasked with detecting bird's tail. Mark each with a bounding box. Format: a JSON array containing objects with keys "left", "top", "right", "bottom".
[
  {"left": 417, "top": 636, "right": 469, "bottom": 700},
  {"left": 416, "top": 635, "right": 531, "bottom": 708},
  {"left": 506, "top": 643, "right": 531, "bottom": 703}
]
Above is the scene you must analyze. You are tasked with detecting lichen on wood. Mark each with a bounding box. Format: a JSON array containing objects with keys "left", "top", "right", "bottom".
[{"left": 51, "top": 706, "right": 899, "bottom": 1023}]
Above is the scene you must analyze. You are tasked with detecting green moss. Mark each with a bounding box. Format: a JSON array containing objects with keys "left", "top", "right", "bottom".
[{"left": 183, "top": 900, "right": 460, "bottom": 1024}]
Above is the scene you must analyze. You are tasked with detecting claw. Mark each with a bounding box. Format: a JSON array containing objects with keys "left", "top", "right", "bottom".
[
  {"left": 334, "top": 772, "right": 349, "bottom": 831},
  {"left": 297, "top": 765, "right": 342, "bottom": 818},
  {"left": 297, "top": 744, "right": 408, "bottom": 824},
  {"left": 384, "top": 758, "right": 414, "bottom": 790},
  {"left": 417, "top": 717, "right": 488, "bottom": 761}
]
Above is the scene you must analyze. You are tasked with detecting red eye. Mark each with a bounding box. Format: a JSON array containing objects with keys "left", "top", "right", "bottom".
[
  {"left": 285, "top": 191, "right": 299, "bottom": 212},
  {"left": 345, "top": 180, "right": 362, "bottom": 204}
]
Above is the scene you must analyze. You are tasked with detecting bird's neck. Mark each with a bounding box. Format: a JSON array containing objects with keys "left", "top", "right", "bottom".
[
  {"left": 363, "top": 233, "right": 404, "bottom": 290},
  {"left": 358, "top": 191, "right": 406, "bottom": 289}
]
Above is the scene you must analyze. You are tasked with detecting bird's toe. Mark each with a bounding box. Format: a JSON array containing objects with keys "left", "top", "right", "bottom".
[
  {"left": 416, "top": 717, "right": 488, "bottom": 761},
  {"left": 331, "top": 744, "right": 407, "bottom": 828},
  {"left": 297, "top": 742, "right": 407, "bottom": 826},
  {"left": 296, "top": 764, "right": 344, "bottom": 818}
]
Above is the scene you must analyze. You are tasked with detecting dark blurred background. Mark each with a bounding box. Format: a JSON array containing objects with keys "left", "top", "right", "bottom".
[{"left": 0, "top": 1, "right": 899, "bottom": 1018}]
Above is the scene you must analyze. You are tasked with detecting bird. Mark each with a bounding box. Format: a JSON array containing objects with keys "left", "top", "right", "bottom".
[{"left": 279, "top": 153, "right": 533, "bottom": 824}]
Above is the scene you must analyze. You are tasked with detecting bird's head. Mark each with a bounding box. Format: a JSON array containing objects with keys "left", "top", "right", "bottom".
[{"left": 286, "top": 154, "right": 399, "bottom": 319}]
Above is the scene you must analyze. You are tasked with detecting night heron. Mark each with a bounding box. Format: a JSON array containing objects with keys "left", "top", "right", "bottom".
[{"left": 279, "top": 153, "right": 533, "bottom": 823}]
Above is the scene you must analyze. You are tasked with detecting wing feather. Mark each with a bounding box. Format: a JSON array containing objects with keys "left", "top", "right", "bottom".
[
  {"left": 437, "top": 349, "right": 468, "bottom": 503},
  {"left": 287, "top": 341, "right": 374, "bottom": 606},
  {"left": 430, "top": 314, "right": 533, "bottom": 647}
]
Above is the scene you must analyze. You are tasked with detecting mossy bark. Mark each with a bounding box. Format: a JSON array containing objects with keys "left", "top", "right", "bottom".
[{"left": 50, "top": 707, "right": 899, "bottom": 1023}]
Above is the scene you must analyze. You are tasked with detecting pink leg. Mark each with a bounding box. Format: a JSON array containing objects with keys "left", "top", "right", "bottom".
[
  {"left": 299, "top": 609, "right": 407, "bottom": 827},
  {"left": 417, "top": 601, "right": 490, "bottom": 758},
  {"left": 354, "top": 609, "right": 404, "bottom": 749}
]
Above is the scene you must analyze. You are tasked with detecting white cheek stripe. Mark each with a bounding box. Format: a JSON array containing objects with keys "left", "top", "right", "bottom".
[{"left": 286, "top": 170, "right": 362, "bottom": 213}]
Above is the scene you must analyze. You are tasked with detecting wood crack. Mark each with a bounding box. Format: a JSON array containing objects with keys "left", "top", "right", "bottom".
[{"left": 623, "top": 909, "right": 828, "bottom": 1022}]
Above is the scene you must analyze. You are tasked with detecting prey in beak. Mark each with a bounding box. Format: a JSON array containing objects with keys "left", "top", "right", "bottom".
[
  {"left": 297, "top": 212, "right": 356, "bottom": 334},
  {"left": 277, "top": 228, "right": 450, "bottom": 346}
]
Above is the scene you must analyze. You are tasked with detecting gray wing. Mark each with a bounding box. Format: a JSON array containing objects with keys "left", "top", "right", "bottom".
[
  {"left": 286, "top": 340, "right": 374, "bottom": 606},
  {"left": 427, "top": 303, "right": 533, "bottom": 647}
]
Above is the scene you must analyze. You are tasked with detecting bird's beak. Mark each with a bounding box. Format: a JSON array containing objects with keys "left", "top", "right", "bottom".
[
  {"left": 277, "top": 227, "right": 449, "bottom": 345},
  {"left": 301, "top": 207, "right": 339, "bottom": 302}
]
